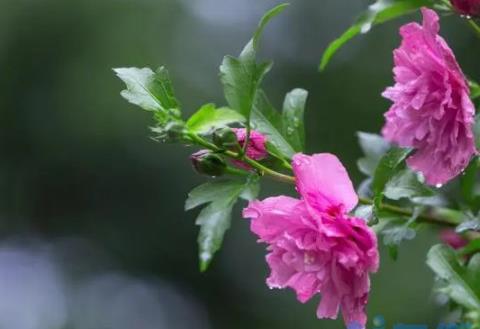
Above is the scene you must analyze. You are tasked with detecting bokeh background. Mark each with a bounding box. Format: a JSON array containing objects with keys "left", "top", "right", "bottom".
[{"left": 2, "top": 0, "right": 480, "bottom": 328}]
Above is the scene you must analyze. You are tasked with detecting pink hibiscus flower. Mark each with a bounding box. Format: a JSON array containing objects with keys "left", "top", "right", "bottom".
[
  {"left": 382, "top": 8, "right": 476, "bottom": 186},
  {"left": 243, "top": 153, "right": 379, "bottom": 327}
]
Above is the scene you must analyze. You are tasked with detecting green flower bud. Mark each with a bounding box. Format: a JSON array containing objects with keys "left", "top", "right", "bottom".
[
  {"left": 190, "top": 150, "right": 226, "bottom": 177},
  {"left": 212, "top": 127, "right": 240, "bottom": 150}
]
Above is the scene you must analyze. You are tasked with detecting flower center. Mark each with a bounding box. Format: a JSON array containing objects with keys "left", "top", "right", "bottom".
[{"left": 304, "top": 251, "right": 316, "bottom": 265}]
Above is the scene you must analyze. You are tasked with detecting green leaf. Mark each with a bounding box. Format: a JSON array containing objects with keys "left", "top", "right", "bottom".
[
  {"left": 186, "top": 104, "right": 245, "bottom": 134},
  {"left": 466, "top": 254, "right": 480, "bottom": 291},
  {"left": 114, "top": 66, "right": 180, "bottom": 113},
  {"left": 251, "top": 90, "right": 296, "bottom": 158},
  {"left": 353, "top": 205, "right": 374, "bottom": 223},
  {"left": 384, "top": 169, "right": 434, "bottom": 201},
  {"left": 239, "top": 175, "right": 261, "bottom": 201},
  {"left": 470, "top": 79, "right": 480, "bottom": 100},
  {"left": 456, "top": 219, "right": 480, "bottom": 234},
  {"left": 185, "top": 179, "right": 245, "bottom": 211},
  {"left": 196, "top": 197, "right": 238, "bottom": 272},
  {"left": 282, "top": 88, "right": 308, "bottom": 152},
  {"left": 372, "top": 147, "right": 411, "bottom": 207},
  {"left": 319, "top": 0, "right": 432, "bottom": 71},
  {"left": 461, "top": 157, "right": 480, "bottom": 210},
  {"left": 427, "top": 244, "right": 480, "bottom": 310},
  {"left": 240, "top": 3, "right": 290, "bottom": 60},
  {"left": 219, "top": 4, "right": 288, "bottom": 120},
  {"left": 357, "top": 132, "right": 390, "bottom": 176},
  {"left": 220, "top": 57, "right": 272, "bottom": 118},
  {"left": 186, "top": 177, "right": 260, "bottom": 271},
  {"left": 388, "top": 245, "right": 399, "bottom": 261},
  {"left": 459, "top": 239, "right": 480, "bottom": 257},
  {"left": 383, "top": 224, "right": 416, "bottom": 246}
]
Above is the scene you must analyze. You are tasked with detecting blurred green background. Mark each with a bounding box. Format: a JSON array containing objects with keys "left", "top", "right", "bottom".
[{"left": 1, "top": 0, "right": 480, "bottom": 328}]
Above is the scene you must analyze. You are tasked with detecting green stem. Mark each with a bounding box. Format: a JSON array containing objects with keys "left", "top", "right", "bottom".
[
  {"left": 242, "top": 125, "right": 251, "bottom": 156},
  {"left": 187, "top": 132, "right": 461, "bottom": 228},
  {"left": 224, "top": 166, "right": 249, "bottom": 177},
  {"left": 187, "top": 132, "right": 295, "bottom": 184},
  {"left": 468, "top": 19, "right": 480, "bottom": 39},
  {"left": 359, "top": 197, "right": 460, "bottom": 227}
]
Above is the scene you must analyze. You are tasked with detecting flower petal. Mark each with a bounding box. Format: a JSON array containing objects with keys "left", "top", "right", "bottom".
[{"left": 292, "top": 153, "right": 358, "bottom": 213}]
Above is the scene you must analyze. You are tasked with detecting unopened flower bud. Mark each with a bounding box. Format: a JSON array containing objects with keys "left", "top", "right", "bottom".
[
  {"left": 450, "top": 0, "right": 480, "bottom": 17},
  {"left": 212, "top": 127, "right": 240, "bottom": 150},
  {"left": 190, "top": 150, "right": 226, "bottom": 177},
  {"left": 439, "top": 229, "right": 468, "bottom": 249}
]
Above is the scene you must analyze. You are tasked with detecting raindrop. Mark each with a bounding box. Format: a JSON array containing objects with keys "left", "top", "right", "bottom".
[
  {"left": 200, "top": 252, "right": 211, "bottom": 262},
  {"left": 435, "top": 183, "right": 443, "bottom": 188},
  {"left": 361, "top": 23, "right": 372, "bottom": 34}
]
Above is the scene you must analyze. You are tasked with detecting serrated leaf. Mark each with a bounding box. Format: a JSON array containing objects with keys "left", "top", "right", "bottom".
[
  {"left": 357, "top": 132, "right": 390, "bottom": 176},
  {"left": 186, "top": 177, "right": 260, "bottom": 271},
  {"left": 319, "top": 0, "right": 432, "bottom": 71},
  {"left": 220, "top": 57, "right": 272, "bottom": 118},
  {"left": 427, "top": 244, "right": 480, "bottom": 310},
  {"left": 384, "top": 169, "right": 434, "bottom": 200},
  {"left": 196, "top": 197, "right": 238, "bottom": 272},
  {"left": 186, "top": 104, "right": 245, "bottom": 134},
  {"left": 372, "top": 147, "right": 411, "bottom": 208},
  {"left": 383, "top": 225, "right": 416, "bottom": 246},
  {"left": 185, "top": 179, "right": 245, "bottom": 211},
  {"left": 251, "top": 90, "right": 296, "bottom": 158},
  {"left": 220, "top": 4, "right": 287, "bottom": 121},
  {"left": 282, "top": 88, "right": 308, "bottom": 152},
  {"left": 114, "top": 67, "right": 180, "bottom": 113}
]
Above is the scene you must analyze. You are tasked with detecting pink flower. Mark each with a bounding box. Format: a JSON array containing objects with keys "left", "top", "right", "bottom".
[
  {"left": 439, "top": 229, "right": 468, "bottom": 249},
  {"left": 450, "top": 0, "right": 480, "bottom": 17},
  {"left": 382, "top": 8, "right": 476, "bottom": 186},
  {"left": 243, "top": 153, "right": 379, "bottom": 327},
  {"left": 231, "top": 128, "right": 267, "bottom": 169}
]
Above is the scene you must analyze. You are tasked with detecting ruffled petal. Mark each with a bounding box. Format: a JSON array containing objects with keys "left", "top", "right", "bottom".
[{"left": 292, "top": 153, "right": 358, "bottom": 213}]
